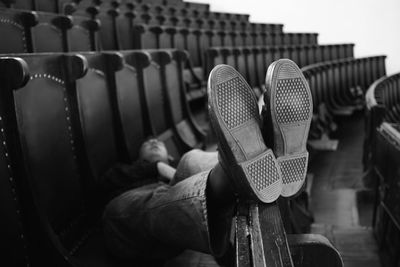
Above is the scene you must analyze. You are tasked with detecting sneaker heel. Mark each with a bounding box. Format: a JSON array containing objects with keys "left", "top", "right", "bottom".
[
  {"left": 239, "top": 150, "right": 282, "bottom": 203},
  {"left": 278, "top": 152, "right": 309, "bottom": 197}
]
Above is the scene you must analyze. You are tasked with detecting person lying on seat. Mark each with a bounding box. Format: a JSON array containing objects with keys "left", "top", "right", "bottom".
[{"left": 102, "top": 59, "right": 313, "bottom": 264}]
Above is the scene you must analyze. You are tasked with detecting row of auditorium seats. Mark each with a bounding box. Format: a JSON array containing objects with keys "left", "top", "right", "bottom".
[
  {"left": 366, "top": 72, "right": 400, "bottom": 124},
  {"left": 51, "top": 1, "right": 320, "bottom": 107},
  {"left": 0, "top": 49, "right": 206, "bottom": 267},
  {"left": 0, "top": 7, "right": 311, "bottom": 62},
  {"left": 0, "top": 51, "right": 385, "bottom": 267},
  {"left": 2, "top": 0, "right": 250, "bottom": 24},
  {"left": 363, "top": 72, "right": 400, "bottom": 174},
  {"left": 370, "top": 122, "right": 400, "bottom": 267},
  {"left": 302, "top": 56, "right": 386, "bottom": 138},
  {"left": 0, "top": 5, "right": 320, "bottom": 104},
  {"left": 69, "top": 5, "right": 274, "bottom": 34},
  {"left": 70, "top": 1, "right": 251, "bottom": 25},
  {"left": 0, "top": 7, "right": 99, "bottom": 53},
  {"left": 204, "top": 44, "right": 354, "bottom": 98},
  {"left": 131, "top": 25, "right": 317, "bottom": 66},
  {"left": 1, "top": 0, "right": 251, "bottom": 29},
  {"left": 0, "top": 0, "right": 210, "bottom": 14}
]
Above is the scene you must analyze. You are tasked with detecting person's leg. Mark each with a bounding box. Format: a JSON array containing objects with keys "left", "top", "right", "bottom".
[
  {"left": 172, "top": 149, "right": 218, "bottom": 185},
  {"left": 173, "top": 149, "right": 235, "bottom": 209},
  {"left": 103, "top": 164, "right": 235, "bottom": 262}
]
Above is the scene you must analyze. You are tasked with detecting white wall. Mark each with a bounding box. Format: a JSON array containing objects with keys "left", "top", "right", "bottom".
[{"left": 186, "top": 0, "right": 400, "bottom": 75}]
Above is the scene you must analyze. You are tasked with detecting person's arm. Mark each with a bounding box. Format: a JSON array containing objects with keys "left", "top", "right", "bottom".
[{"left": 157, "top": 161, "right": 176, "bottom": 183}]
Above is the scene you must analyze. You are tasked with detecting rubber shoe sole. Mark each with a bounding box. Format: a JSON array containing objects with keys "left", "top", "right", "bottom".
[
  {"left": 264, "top": 59, "right": 313, "bottom": 197},
  {"left": 208, "top": 64, "right": 282, "bottom": 203}
]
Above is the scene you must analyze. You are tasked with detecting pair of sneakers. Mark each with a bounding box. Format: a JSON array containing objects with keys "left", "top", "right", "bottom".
[{"left": 208, "top": 59, "right": 313, "bottom": 203}]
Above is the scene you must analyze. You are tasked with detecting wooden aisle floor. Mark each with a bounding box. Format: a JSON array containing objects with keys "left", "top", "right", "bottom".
[{"left": 309, "top": 113, "right": 381, "bottom": 267}]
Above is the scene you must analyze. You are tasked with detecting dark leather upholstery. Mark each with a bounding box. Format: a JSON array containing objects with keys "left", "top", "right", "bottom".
[
  {"left": 97, "top": 9, "right": 120, "bottom": 50},
  {"left": 105, "top": 51, "right": 149, "bottom": 161},
  {"left": 31, "top": 12, "right": 72, "bottom": 52},
  {"left": 73, "top": 52, "right": 121, "bottom": 180},
  {"left": 120, "top": 50, "right": 200, "bottom": 160},
  {"left": 0, "top": 52, "right": 162, "bottom": 266},
  {"left": 141, "top": 51, "right": 186, "bottom": 159},
  {"left": 0, "top": 90, "right": 30, "bottom": 266},
  {"left": 10, "top": 0, "right": 35, "bottom": 10},
  {"left": 0, "top": 54, "right": 91, "bottom": 266},
  {"left": 68, "top": 16, "right": 100, "bottom": 52},
  {"left": 35, "top": 0, "right": 59, "bottom": 13},
  {"left": 132, "top": 24, "right": 158, "bottom": 49},
  {"left": 162, "top": 50, "right": 205, "bottom": 149},
  {"left": 0, "top": 8, "right": 37, "bottom": 53}
]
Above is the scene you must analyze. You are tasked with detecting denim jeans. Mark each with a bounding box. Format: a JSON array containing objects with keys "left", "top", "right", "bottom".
[{"left": 102, "top": 150, "right": 231, "bottom": 262}]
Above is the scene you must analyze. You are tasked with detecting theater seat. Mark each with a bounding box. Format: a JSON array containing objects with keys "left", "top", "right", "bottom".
[
  {"left": 101, "top": 51, "right": 151, "bottom": 161},
  {"left": 68, "top": 15, "right": 100, "bottom": 51},
  {"left": 0, "top": 8, "right": 37, "bottom": 53},
  {"left": 162, "top": 50, "right": 206, "bottom": 149},
  {"left": 125, "top": 50, "right": 186, "bottom": 160}
]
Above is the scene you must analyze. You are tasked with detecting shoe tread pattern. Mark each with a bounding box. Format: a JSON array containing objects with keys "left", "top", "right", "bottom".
[
  {"left": 280, "top": 155, "right": 307, "bottom": 184},
  {"left": 276, "top": 77, "right": 311, "bottom": 124},
  {"left": 216, "top": 77, "right": 258, "bottom": 129},
  {"left": 247, "top": 153, "right": 280, "bottom": 190}
]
